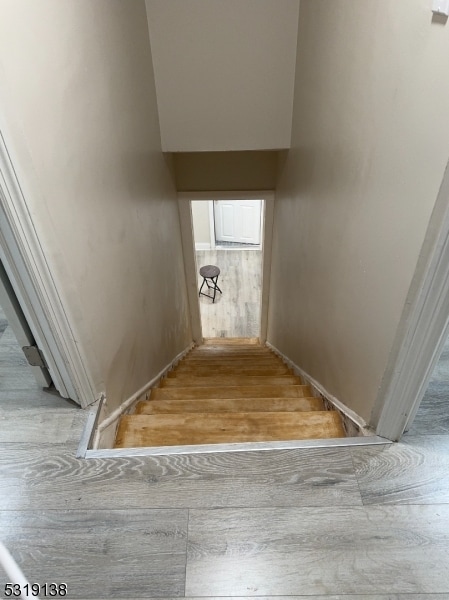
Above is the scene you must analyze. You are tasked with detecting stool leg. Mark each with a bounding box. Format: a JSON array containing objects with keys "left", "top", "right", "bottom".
[
  {"left": 212, "top": 275, "right": 222, "bottom": 303},
  {"left": 199, "top": 277, "right": 206, "bottom": 297}
]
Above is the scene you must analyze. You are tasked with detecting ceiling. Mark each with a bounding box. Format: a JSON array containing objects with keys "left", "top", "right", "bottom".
[{"left": 145, "top": 0, "right": 300, "bottom": 152}]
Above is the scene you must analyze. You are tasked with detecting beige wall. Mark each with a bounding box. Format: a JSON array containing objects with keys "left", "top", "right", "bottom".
[
  {"left": 269, "top": 0, "right": 449, "bottom": 423},
  {"left": 173, "top": 151, "right": 278, "bottom": 191},
  {"left": 191, "top": 201, "right": 211, "bottom": 246},
  {"left": 146, "top": 0, "right": 299, "bottom": 151},
  {"left": 0, "top": 0, "right": 192, "bottom": 412}
]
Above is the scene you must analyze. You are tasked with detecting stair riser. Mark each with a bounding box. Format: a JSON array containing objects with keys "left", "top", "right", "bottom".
[
  {"left": 169, "top": 368, "right": 291, "bottom": 377},
  {"left": 188, "top": 351, "right": 273, "bottom": 358},
  {"left": 183, "top": 355, "right": 282, "bottom": 362},
  {"left": 151, "top": 385, "right": 313, "bottom": 399},
  {"left": 160, "top": 376, "right": 302, "bottom": 387},
  {"left": 135, "top": 397, "right": 325, "bottom": 414}
]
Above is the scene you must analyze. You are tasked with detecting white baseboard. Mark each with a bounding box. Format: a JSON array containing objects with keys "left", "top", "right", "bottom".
[
  {"left": 79, "top": 342, "right": 195, "bottom": 453},
  {"left": 195, "top": 242, "right": 211, "bottom": 250},
  {"left": 266, "top": 342, "right": 373, "bottom": 437}
]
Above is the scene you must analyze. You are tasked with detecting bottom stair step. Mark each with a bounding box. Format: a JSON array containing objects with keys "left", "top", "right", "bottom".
[{"left": 114, "top": 411, "right": 345, "bottom": 448}]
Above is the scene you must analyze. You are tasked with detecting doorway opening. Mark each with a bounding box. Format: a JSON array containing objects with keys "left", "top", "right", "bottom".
[{"left": 191, "top": 198, "right": 264, "bottom": 339}]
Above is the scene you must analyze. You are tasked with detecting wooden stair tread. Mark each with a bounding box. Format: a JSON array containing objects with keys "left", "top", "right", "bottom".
[
  {"left": 183, "top": 354, "right": 281, "bottom": 361},
  {"left": 160, "top": 375, "right": 302, "bottom": 387},
  {"left": 114, "top": 411, "right": 345, "bottom": 448},
  {"left": 188, "top": 351, "right": 273, "bottom": 358},
  {"left": 191, "top": 345, "right": 269, "bottom": 351},
  {"left": 182, "top": 357, "right": 283, "bottom": 364},
  {"left": 202, "top": 337, "right": 260, "bottom": 345},
  {"left": 114, "top": 339, "right": 347, "bottom": 448},
  {"left": 135, "top": 397, "right": 325, "bottom": 414},
  {"left": 150, "top": 384, "right": 313, "bottom": 400},
  {"left": 169, "top": 366, "right": 291, "bottom": 376},
  {"left": 190, "top": 346, "right": 269, "bottom": 353}
]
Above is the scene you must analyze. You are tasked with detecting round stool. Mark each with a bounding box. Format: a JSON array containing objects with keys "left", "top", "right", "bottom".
[{"left": 199, "top": 265, "right": 222, "bottom": 303}]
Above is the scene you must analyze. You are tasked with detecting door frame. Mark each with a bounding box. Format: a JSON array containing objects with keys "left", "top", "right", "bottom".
[
  {"left": 208, "top": 201, "right": 216, "bottom": 250},
  {"left": 178, "top": 191, "right": 274, "bottom": 344},
  {"left": 372, "top": 161, "right": 449, "bottom": 440},
  {"left": 0, "top": 126, "right": 96, "bottom": 407}
]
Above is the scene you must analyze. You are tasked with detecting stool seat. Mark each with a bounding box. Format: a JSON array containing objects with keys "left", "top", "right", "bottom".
[
  {"left": 200, "top": 265, "right": 220, "bottom": 279},
  {"left": 199, "top": 264, "right": 222, "bottom": 303}
]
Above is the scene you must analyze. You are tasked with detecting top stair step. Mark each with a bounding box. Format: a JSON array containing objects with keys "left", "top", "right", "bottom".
[
  {"left": 202, "top": 337, "right": 260, "bottom": 346},
  {"left": 190, "top": 344, "right": 273, "bottom": 354}
]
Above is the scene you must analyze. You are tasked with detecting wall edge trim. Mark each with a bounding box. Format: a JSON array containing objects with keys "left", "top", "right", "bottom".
[
  {"left": 0, "top": 126, "right": 96, "bottom": 406},
  {"left": 90, "top": 342, "right": 195, "bottom": 450},
  {"left": 266, "top": 341, "right": 372, "bottom": 437}
]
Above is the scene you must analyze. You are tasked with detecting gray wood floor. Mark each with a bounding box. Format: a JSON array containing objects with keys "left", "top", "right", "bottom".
[
  {"left": 196, "top": 249, "right": 262, "bottom": 338},
  {"left": 1, "top": 304, "right": 449, "bottom": 598},
  {"left": 406, "top": 335, "right": 449, "bottom": 436}
]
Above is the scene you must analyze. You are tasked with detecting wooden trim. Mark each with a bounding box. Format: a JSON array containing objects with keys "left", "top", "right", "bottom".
[
  {"left": 260, "top": 195, "right": 274, "bottom": 343},
  {"left": 0, "top": 126, "right": 97, "bottom": 406},
  {"left": 92, "top": 342, "right": 195, "bottom": 450},
  {"left": 208, "top": 200, "right": 216, "bottom": 249},
  {"left": 372, "top": 160, "right": 449, "bottom": 440},
  {"left": 266, "top": 341, "right": 375, "bottom": 437},
  {"left": 177, "top": 199, "right": 203, "bottom": 342}
]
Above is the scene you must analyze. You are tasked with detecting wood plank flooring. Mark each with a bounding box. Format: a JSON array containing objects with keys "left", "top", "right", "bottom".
[
  {"left": 186, "top": 505, "right": 449, "bottom": 596},
  {"left": 196, "top": 250, "right": 262, "bottom": 338},
  {"left": 2, "top": 303, "right": 449, "bottom": 598},
  {"left": 406, "top": 334, "right": 449, "bottom": 436}
]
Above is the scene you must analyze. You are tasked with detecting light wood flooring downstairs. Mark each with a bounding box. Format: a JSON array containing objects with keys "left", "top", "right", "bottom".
[
  {"left": 196, "top": 249, "right": 262, "bottom": 338},
  {"left": 2, "top": 304, "right": 449, "bottom": 598}
]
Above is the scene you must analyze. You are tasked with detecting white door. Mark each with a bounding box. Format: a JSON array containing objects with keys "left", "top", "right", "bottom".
[{"left": 214, "top": 200, "right": 262, "bottom": 245}]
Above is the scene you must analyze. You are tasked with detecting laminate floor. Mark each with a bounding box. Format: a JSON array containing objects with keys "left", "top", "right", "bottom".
[
  {"left": 406, "top": 334, "right": 449, "bottom": 435},
  {"left": 1, "top": 304, "right": 449, "bottom": 599},
  {"left": 196, "top": 249, "right": 262, "bottom": 338}
]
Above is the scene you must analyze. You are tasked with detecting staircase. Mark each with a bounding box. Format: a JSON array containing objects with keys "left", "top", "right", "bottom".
[{"left": 114, "top": 338, "right": 345, "bottom": 448}]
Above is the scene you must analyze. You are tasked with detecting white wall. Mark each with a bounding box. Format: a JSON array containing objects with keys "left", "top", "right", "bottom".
[
  {"left": 145, "top": 0, "right": 299, "bottom": 151},
  {"left": 191, "top": 201, "right": 212, "bottom": 248},
  {"left": 0, "top": 0, "right": 192, "bottom": 412},
  {"left": 269, "top": 0, "right": 449, "bottom": 423}
]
